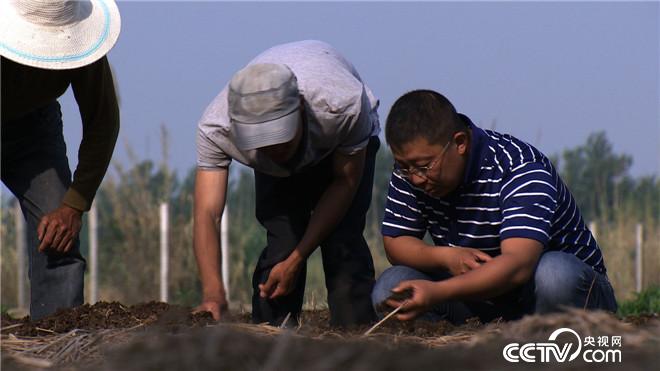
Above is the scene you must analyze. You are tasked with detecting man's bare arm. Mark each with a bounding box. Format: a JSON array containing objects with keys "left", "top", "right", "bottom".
[
  {"left": 293, "top": 148, "right": 366, "bottom": 260},
  {"left": 192, "top": 168, "right": 229, "bottom": 319},
  {"left": 437, "top": 238, "right": 543, "bottom": 300},
  {"left": 259, "top": 148, "right": 366, "bottom": 299},
  {"left": 389, "top": 238, "right": 542, "bottom": 320},
  {"left": 384, "top": 236, "right": 493, "bottom": 275}
]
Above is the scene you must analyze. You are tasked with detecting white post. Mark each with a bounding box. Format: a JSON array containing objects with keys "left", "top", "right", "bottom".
[
  {"left": 89, "top": 202, "right": 98, "bottom": 303},
  {"left": 635, "top": 224, "right": 643, "bottom": 293},
  {"left": 15, "top": 202, "right": 27, "bottom": 311},
  {"left": 588, "top": 221, "right": 597, "bottom": 240},
  {"left": 221, "top": 205, "right": 229, "bottom": 301},
  {"left": 160, "top": 202, "right": 169, "bottom": 302}
]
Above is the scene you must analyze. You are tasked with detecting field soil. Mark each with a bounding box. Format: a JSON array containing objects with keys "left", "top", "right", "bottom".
[{"left": 1, "top": 302, "right": 658, "bottom": 370}]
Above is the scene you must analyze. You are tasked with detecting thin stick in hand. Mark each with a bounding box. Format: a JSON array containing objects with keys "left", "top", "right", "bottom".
[
  {"left": 363, "top": 300, "right": 408, "bottom": 336},
  {"left": 279, "top": 312, "right": 292, "bottom": 329},
  {"left": 583, "top": 274, "right": 597, "bottom": 309}
]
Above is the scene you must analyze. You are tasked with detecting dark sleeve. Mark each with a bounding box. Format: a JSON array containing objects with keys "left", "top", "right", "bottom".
[{"left": 66, "top": 56, "right": 120, "bottom": 211}]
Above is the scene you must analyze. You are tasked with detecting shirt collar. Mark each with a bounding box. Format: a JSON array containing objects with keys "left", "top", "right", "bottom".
[{"left": 460, "top": 113, "right": 488, "bottom": 185}]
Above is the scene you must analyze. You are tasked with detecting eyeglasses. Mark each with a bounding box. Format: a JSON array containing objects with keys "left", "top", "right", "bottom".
[{"left": 393, "top": 140, "right": 451, "bottom": 180}]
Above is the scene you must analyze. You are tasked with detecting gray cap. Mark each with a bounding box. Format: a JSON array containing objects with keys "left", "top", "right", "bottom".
[{"left": 228, "top": 63, "right": 302, "bottom": 151}]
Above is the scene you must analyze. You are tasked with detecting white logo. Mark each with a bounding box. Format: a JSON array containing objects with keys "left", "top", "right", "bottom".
[{"left": 503, "top": 327, "right": 622, "bottom": 363}]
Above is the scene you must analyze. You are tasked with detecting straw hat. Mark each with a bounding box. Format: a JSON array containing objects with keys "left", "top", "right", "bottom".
[{"left": 0, "top": 0, "right": 121, "bottom": 70}]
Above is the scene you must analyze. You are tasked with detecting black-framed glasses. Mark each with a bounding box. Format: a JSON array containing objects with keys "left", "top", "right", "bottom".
[{"left": 393, "top": 140, "right": 451, "bottom": 180}]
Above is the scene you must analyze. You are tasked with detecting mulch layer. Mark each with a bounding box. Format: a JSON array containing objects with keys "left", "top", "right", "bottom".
[{"left": 1, "top": 302, "right": 658, "bottom": 370}]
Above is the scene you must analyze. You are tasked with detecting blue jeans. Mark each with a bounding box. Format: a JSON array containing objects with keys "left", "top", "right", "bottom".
[
  {"left": 1, "top": 101, "right": 85, "bottom": 320},
  {"left": 372, "top": 251, "right": 618, "bottom": 324}
]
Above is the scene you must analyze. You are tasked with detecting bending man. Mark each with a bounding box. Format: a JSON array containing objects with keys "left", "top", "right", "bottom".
[{"left": 194, "top": 40, "right": 380, "bottom": 326}]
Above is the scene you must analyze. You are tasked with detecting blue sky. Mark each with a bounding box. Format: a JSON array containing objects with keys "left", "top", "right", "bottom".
[{"left": 55, "top": 1, "right": 659, "bottom": 179}]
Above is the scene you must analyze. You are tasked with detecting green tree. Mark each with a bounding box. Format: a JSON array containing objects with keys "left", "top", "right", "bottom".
[{"left": 559, "top": 132, "right": 633, "bottom": 221}]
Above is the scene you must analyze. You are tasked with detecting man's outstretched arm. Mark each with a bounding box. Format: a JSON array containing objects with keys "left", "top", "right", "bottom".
[
  {"left": 39, "top": 56, "right": 120, "bottom": 253},
  {"left": 192, "top": 168, "right": 229, "bottom": 320}
]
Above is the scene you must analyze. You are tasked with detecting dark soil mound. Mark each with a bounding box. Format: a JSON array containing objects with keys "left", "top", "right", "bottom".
[
  {"left": 3, "top": 301, "right": 215, "bottom": 336},
  {"left": 88, "top": 320, "right": 658, "bottom": 371}
]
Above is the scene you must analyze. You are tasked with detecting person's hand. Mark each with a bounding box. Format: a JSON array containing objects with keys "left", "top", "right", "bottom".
[
  {"left": 259, "top": 257, "right": 302, "bottom": 299},
  {"left": 37, "top": 204, "right": 83, "bottom": 253},
  {"left": 386, "top": 280, "right": 440, "bottom": 321},
  {"left": 444, "top": 247, "right": 492, "bottom": 276},
  {"left": 193, "top": 296, "right": 228, "bottom": 321}
]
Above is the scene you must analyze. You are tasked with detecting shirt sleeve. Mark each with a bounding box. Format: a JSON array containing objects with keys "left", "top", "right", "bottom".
[
  {"left": 336, "top": 88, "right": 375, "bottom": 155},
  {"left": 498, "top": 161, "right": 558, "bottom": 246},
  {"left": 68, "top": 56, "right": 120, "bottom": 211},
  {"left": 381, "top": 171, "right": 427, "bottom": 239},
  {"left": 196, "top": 125, "right": 231, "bottom": 169}
]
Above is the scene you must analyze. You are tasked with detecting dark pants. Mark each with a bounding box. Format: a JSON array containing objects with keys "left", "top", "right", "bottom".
[
  {"left": 252, "top": 137, "right": 380, "bottom": 327},
  {"left": 372, "top": 252, "right": 618, "bottom": 324},
  {"left": 1, "top": 101, "right": 85, "bottom": 320}
]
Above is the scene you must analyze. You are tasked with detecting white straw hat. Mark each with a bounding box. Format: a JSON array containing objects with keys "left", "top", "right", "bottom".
[{"left": 0, "top": 0, "right": 121, "bottom": 70}]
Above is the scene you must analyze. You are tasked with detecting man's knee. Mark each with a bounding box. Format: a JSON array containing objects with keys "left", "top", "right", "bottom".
[
  {"left": 371, "top": 266, "right": 429, "bottom": 309},
  {"left": 534, "top": 252, "right": 587, "bottom": 311}
]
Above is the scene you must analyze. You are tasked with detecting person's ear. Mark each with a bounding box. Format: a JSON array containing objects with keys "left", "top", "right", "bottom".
[{"left": 453, "top": 131, "right": 469, "bottom": 155}]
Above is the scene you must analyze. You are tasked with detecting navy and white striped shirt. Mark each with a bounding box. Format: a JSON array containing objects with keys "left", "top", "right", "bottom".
[{"left": 382, "top": 115, "right": 606, "bottom": 273}]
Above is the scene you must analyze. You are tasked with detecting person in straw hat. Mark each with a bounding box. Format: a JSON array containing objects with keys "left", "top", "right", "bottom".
[
  {"left": 193, "top": 40, "right": 380, "bottom": 327},
  {"left": 1, "top": 0, "right": 121, "bottom": 320}
]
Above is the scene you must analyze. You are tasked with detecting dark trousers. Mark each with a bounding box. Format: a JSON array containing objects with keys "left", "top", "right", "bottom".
[
  {"left": 1, "top": 101, "right": 85, "bottom": 320},
  {"left": 252, "top": 137, "right": 380, "bottom": 327}
]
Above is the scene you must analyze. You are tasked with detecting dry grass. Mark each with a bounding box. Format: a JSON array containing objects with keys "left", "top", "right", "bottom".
[
  {"left": 1, "top": 201, "right": 21, "bottom": 310},
  {"left": 1, "top": 325, "right": 144, "bottom": 368},
  {"left": 597, "top": 216, "right": 660, "bottom": 301}
]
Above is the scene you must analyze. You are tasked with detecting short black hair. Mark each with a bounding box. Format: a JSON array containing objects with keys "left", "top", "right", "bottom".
[{"left": 385, "top": 90, "right": 465, "bottom": 151}]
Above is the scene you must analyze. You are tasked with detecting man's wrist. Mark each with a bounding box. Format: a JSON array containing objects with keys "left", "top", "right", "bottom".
[
  {"left": 203, "top": 294, "right": 226, "bottom": 303},
  {"left": 202, "top": 285, "right": 226, "bottom": 302},
  {"left": 62, "top": 203, "right": 84, "bottom": 216},
  {"left": 62, "top": 188, "right": 91, "bottom": 211},
  {"left": 430, "top": 280, "right": 452, "bottom": 303},
  {"left": 287, "top": 249, "right": 305, "bottom": 265}
]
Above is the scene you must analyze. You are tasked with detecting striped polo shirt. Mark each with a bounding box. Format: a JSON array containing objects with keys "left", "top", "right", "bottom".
[{"left": 382, "top": 114, "right": 606, "bottom": 273}]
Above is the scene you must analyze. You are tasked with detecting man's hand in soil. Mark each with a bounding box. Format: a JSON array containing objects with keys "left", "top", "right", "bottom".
[
  {"left": 37, "top": 204, "right": 83, "bottom": 253},
  {"left": 259, "top": 256, "right": 302, "bottom": 299},
  {"left": 193, "top": 297, "right": 228, "bottom": 321},
  {"left": 444, "top": 247, "right": 493, "bottom": 276},
  {"left": 386, "top": 280, "right": 441, "bottom": 321}
]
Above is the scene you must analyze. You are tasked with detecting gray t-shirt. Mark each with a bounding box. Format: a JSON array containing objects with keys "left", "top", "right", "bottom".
[{"left": 197, "top": 40, "right": 380, "bottom": 177}]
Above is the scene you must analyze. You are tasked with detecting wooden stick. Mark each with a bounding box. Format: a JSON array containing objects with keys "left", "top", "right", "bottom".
[
  {"left": 35, "top": 327, "right": 56, "bottom": 334},
  {"left": 0, "top": 323, "right": 23, "bottom": 332},
  {"left": 10, "top": 354, "right": 52, "bottom": 368},
  {"left": 583, "top": 274, "right": 597, "bottom": 310},
  {"left": 279, "top": 312, "right": 292, "bottom": 329},
  {"left": 363, "top": 301, "right": 408, "bottom": 336}
]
